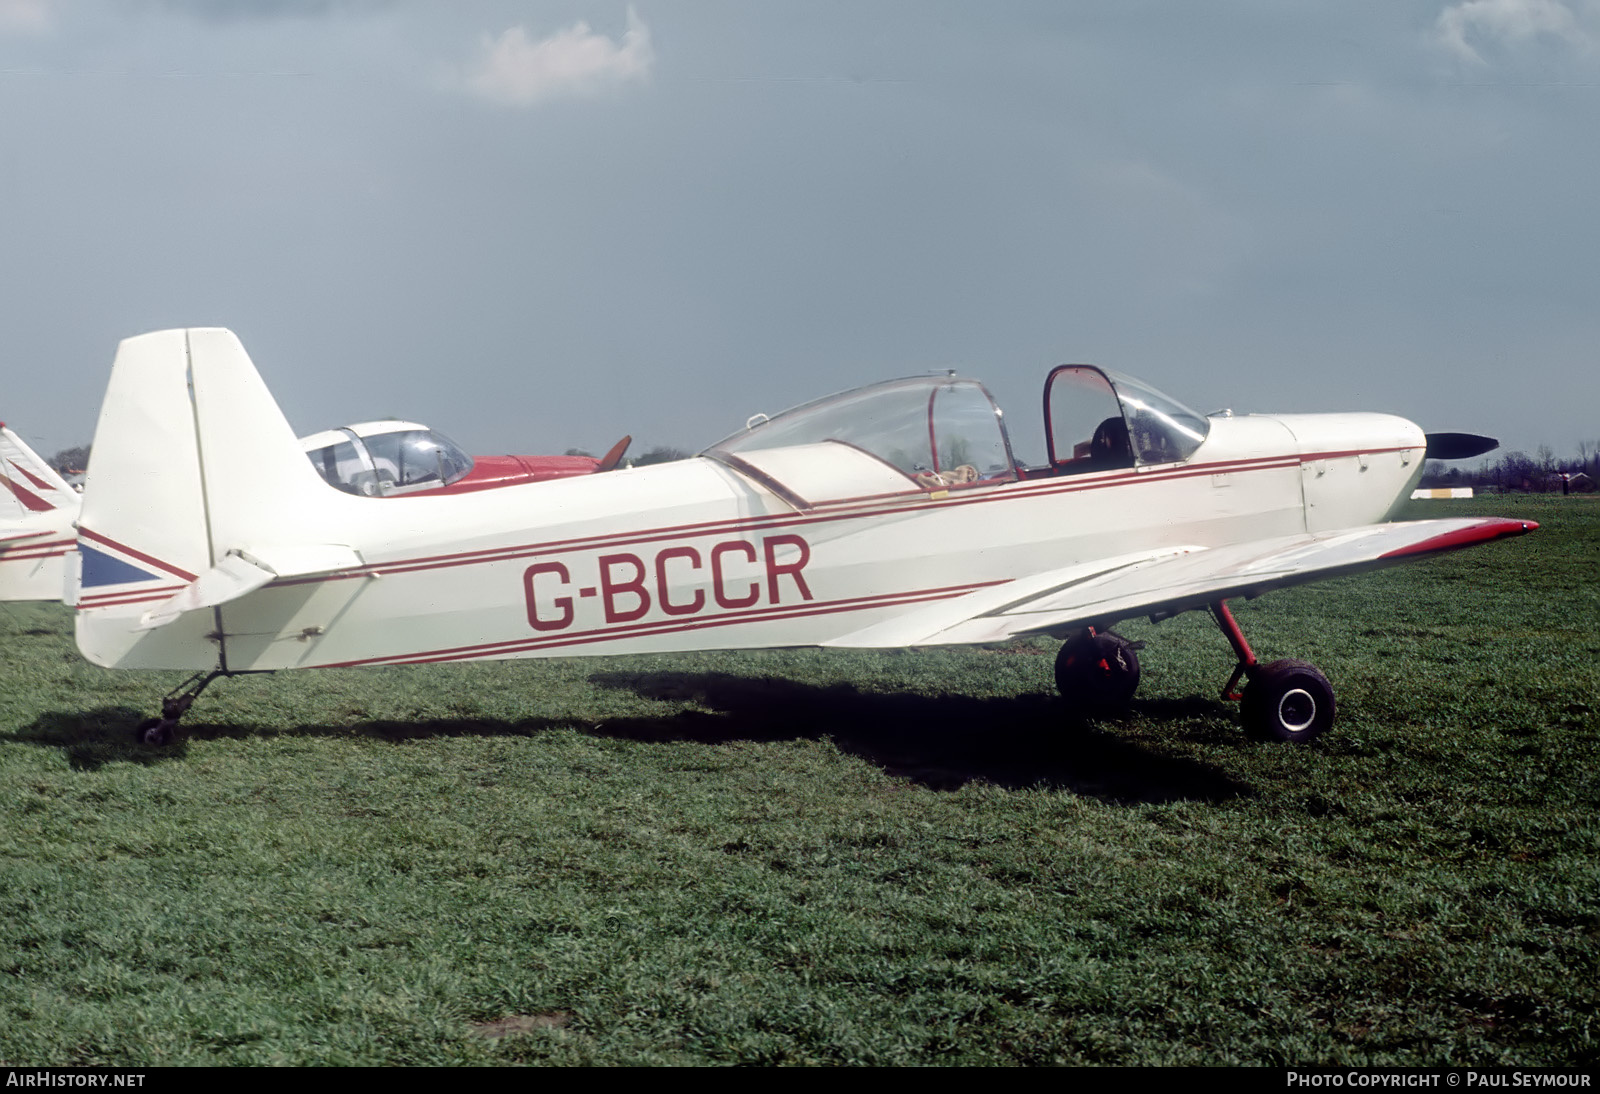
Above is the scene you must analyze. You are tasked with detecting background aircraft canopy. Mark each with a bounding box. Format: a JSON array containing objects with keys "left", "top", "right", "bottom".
[{"left": 301, "top": 420, "right": 474, "bottom": 497}]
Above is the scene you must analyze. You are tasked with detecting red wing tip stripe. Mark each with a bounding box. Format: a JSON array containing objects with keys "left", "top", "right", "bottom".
[{"left": 1379, "top": 519, "right": 1538, "bottom": 560}]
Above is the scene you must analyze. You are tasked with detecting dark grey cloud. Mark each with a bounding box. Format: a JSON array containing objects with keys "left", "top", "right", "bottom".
[
  {"left": 150, "top": 0, "right": 393, "bottom": 22},
  {"left": 0, "top": 2, "right": 1594, "bottom": 464}
]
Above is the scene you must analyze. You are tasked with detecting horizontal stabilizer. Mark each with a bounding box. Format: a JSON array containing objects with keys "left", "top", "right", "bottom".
[{"left": 137, "top": 543, "right": 363, "bottom": 630}]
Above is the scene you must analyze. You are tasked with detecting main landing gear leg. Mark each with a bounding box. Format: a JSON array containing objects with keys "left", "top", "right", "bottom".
[
  {"left": 135, "top": 669, "right": 225, "bottom": 746},
  {"left": 1211, "top": 600, "right": 1335, "bottom": 743}
]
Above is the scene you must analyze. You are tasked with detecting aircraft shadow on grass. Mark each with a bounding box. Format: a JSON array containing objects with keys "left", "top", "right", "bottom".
[
  {"left": 15, "top": 678, "right": 1250, "bottom": 803},
  {"left": 11, "top": 704, "right": 584, "bottom": 772},
  {"left": 583, "top": 670, "right": 1251, "bottom": 803}
]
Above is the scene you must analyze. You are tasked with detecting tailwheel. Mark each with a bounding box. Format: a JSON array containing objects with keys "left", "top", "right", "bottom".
[
  {"left": 1055, "top": 630, "right": 1143, "bottom": 713},
  {"left": 1241, "top": 659, "right": 1335, "bottom": 743},
  {"left": 131, "top": 668, "right": 226, "bottom": 747},
  {"left": 135, "top": 717, "right": 175, "bottom": 747}
]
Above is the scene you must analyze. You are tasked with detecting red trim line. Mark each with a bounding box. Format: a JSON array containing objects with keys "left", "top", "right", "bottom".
[
  {"left": 77, "top": 528, "right": 198, "bottom": 582},
  {"left": 271, "top": 445, "right": 1403, "bottom": 591},
  {"left": 1299, "top": 445, "right": 1416, "bottom": 462},
  {"left": 0, "top": 537, "right": 74, "bottom": 548},
  {"left": 1379, "top": 518, "right": 1537, "bottom": 559},
  {"left": 319, "top": 579, "right": 1007, "bottom": 668},
  {"left": 277, "top": 454, "right": 1309, "bottom": 589},
  {"left": 0, "top": 547, "right": 72, "bottom": 562},
  {"left": 78, "top": 584, "right": 189, "bottom": 609}
]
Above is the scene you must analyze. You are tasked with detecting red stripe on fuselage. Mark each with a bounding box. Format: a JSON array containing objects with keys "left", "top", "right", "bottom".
[
  {"left": 0, "top": 546, "right": 72, "bottom": 562},
  {"left": 317, "top": 580, "right": 1006, "bottom": 668},
  {"left": 78, "top": 583, "right": 189, "bottom": 609},
  {"left": 277, "top": 453, "right": 1318, "bottom": 589}
]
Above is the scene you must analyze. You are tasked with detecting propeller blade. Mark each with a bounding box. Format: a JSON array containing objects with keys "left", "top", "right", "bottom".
[
  {"left": 1424, "top": 432, "right": 1498, "bottom": 461},
  {"left": 596, "top": 434, "right": 633, "bottom": 473}
]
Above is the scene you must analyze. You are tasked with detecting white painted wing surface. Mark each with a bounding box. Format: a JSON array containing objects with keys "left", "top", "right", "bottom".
[
  {"left": 1, "top": 424, "right": 77, "bottom": 521},
  {"left": 824, "top": 517, "right": 1537, "bottom": 648}
]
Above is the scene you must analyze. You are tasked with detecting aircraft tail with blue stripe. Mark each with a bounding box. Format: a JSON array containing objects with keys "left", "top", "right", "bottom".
[{"left": 74, "top": 329, "right": 358, "bottom": 669}]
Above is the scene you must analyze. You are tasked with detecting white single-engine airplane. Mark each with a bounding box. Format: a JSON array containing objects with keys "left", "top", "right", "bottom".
[{"left": 70, "top": 328, "right": 1529, "bottom": 746}]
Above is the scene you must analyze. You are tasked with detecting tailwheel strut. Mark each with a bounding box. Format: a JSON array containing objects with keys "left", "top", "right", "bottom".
[
  {"left": 135, "top": 669, "right": 226, "bottom": 747},
  {"left": 1209, "top": 600, "right": 1335, "bottom": 743}
]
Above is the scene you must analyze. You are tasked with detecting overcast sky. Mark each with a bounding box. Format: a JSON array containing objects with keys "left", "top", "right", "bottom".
[{"left": 1, "top": 0, "right": 1596, "bottom": 464}]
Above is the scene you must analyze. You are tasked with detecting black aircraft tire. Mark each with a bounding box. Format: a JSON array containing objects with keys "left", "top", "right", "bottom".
[
  {"left": 1054, "top": 631, "right": 1141, "bottom": 713},
  {"left": 1242, "top": 659, "right": 1335, "bottom": 743},
  {"left": 136, "top": 717, "right": 174, "bottom": 747}
]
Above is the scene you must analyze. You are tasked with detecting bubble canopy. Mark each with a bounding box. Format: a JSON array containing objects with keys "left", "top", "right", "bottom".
[
  {"left": 704, "top": 375, "right": 1018, "bottom": 504},
  {"left": 701, "top": 367, "right": 1209, "bottom": 506},
  {"left": 1044, "top": 365, "right": 1210, "bottom": 470}
]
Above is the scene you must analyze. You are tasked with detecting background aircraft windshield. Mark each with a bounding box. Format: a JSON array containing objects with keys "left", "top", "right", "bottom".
[{"left": 305, "top": 428, "right": 475, "bottom": 496}]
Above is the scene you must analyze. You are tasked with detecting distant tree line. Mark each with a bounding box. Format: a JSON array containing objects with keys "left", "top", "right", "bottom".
[
  {"left": 1422, "top": 440, "right": 1600, "bottom": 493},
  {"left": 50, "top": 446, "right": 89, "bottom": 475}
]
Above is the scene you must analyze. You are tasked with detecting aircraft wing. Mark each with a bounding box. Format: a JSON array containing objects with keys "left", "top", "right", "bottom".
[
  {"left": 824, "top": 517, "right": 1536, "bottom": 648},
  {"left": 2, "top": 425, "right": 77, "bottom": 521}
]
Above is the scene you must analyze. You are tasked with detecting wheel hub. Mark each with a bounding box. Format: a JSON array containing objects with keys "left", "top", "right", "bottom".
[{"left": 1277, "top": 687, "right": 1317, "bottom": 733}]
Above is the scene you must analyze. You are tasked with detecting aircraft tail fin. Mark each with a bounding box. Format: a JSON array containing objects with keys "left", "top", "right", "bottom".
[{"left": 75, "top": 328, "right": 343, "bottom": 668}]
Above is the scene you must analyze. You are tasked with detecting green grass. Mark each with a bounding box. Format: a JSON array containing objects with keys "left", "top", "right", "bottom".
[{"left": 0, "top": 495, "right": 1595, "bottom": 1065}]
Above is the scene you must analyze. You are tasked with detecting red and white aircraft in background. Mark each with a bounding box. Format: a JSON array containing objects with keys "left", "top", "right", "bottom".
[
  {"left": 299, "top": 420, "right": 628, "bottom": 498},
  {"left": 2, "top": 416, "right": 628, "bottom": 602},
  {"left": 68, "top": 329, "right": 1529, "bottom": 746}
]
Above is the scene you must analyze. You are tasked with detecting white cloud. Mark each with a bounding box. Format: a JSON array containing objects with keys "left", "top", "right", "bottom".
[
  {"left": 1433, "top": 0, "right": 1598, "bottom": 63},
  {"left": 459, "top": 6, "right": 653, "bottom": 108},
  {"left": 0, "top": 0, "right": 54, "bottom": 33}
]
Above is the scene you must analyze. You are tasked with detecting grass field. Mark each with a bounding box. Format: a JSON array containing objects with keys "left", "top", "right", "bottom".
[{"left": 1, "top": 495, "right": 1595, "bottom": 1066}]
